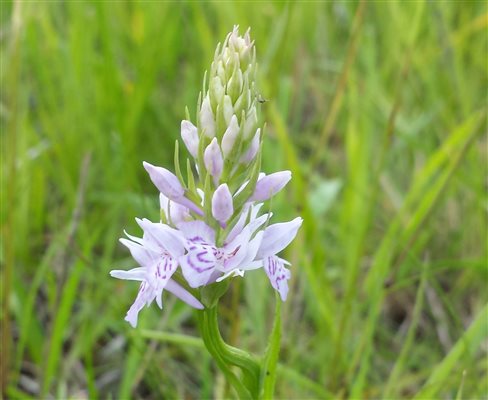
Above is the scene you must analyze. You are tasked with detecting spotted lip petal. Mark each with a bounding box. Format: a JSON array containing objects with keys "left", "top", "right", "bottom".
[
  {"left": 264, "top": 256, "right": 291, "bottom": 301},
  {"left": 179, "top": 245, "right": 217, "bottom": 288}
]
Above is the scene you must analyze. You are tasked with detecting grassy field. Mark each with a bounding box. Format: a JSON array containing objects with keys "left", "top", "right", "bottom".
[{"left": 2, "top": 1, "right": 487, "bottom": 399}]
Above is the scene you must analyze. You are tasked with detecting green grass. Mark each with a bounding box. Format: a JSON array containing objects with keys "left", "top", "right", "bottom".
[{"left": 2, "top": 1, "right": 487, "bottom": 399}]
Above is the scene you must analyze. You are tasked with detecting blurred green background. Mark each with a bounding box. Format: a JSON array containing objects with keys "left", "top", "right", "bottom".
[{"left": 2, "top": 1, "right": 487, "bottom": 399}]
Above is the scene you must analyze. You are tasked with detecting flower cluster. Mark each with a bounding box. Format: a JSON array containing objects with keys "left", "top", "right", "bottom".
[{"left": 111, "top": 27, "right": 302, "bottom": 327}]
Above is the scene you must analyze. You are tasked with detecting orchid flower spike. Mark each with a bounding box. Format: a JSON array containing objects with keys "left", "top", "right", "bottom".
[{"left": 112, "top": 27, "right": 302, "bottom": 328}]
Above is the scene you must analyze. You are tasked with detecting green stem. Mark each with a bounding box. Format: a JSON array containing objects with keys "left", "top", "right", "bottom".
[
  {"left": 198, "top": 306, "right": 261, "bottom": 398},
  {"left": 259, "top": 292, "right": 282, "bottom": 399},
  {"left": 197, "top": 309, "right": 252, "bottom": 399}
]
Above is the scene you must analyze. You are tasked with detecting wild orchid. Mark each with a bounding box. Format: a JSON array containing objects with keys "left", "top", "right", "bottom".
[{"left": 111, "top": 26, "right": 302, "bottom": 398}]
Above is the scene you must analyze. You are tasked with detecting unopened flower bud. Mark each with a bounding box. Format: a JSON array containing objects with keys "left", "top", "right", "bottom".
[
  {"left": 227, "top": 68, "right": 243, "bottom": 101},
  {"left": 143, "top": 161, "right": 184, "bottom": 199},
  {"left": 241, "top": 128, "right": 260, "bottom": 164},
  {"left": 221, "top": 115, "right": 240, "bottom": 158},
  {"left": 212, "top": 183, "right": 233, "bottom": 224},
  {"left": 243, "top": 106, "right": 257, "bottom": 139},
  {"left": 223, "top": 95, "right": 234, "bottom": 125},
  {"left": 200, "top": 95, "right": 215, "bottom": 138},
  {"left": 217, "top": 60, "right": 226, "bottom": 82},
  {"left": 249, "top": 170, "right": 291, "bottom": 202},
  {"left": 181, "top": 120, "right": 199, "bottom": 158},
  {"left": 209, "top": 76, "right": 224, "bottom": 108},
  {"left": 204, "top": 138, "right": 223, "bottom": 182},
  {"left": 143, "top": 161, "right": 203, "bottom": 215}
]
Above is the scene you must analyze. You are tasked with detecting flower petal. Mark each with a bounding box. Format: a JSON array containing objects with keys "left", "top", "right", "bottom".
[
  {"left": 137, "top": 218, "right": 186, "bottom": 257},
  {"left": 165, "top": 279, "right": 204, "bottom": 309},
  {"left": 119, "top": 238, "right": 157, "bottom": 267},
  {"left": 124, "top": 281, "right": 155, "bottom": 328},
  {"left": 256, "top": 217, "right": 303, "bottom": 258},
  {"left": 264, "top": 256, "right": 291, "bottom": 301},
  {"left": 238, "top": 230, "right": 264, "bottom": 270},
  {"left": 178, "top": 220, "right": 215, "bottom": 245},
  {"left": 110, "top": 267, "right": 146, "bottom": 281},
  {"left": 226, "top": 203, "right": 263, "bottom": 243},
  {"left": 152, "top": 257, "right": 179, "bottom": 308},
  {"left": 223, "top": 226, "right": 251, "bottom": 270}
]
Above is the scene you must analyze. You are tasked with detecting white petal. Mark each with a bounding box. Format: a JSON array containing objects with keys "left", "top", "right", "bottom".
[
  {"left": 119, "top": 238, "right": 157, "bottom": 267},
  {"left": 110, "top": 267, "right": 146, "bottom": 281},
  {"left": 137, "top": 219, "right": 186, "bottom": 257}
]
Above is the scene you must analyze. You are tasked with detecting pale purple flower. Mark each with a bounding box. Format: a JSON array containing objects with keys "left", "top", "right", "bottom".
[
  {"left": 177, "top": 217, "right": 266, "bottom": 288},
  {"left": 249, "top": 170, "right": 291, "bottom": 202},
  {"left": 212, "top": 184, "right": 233, "bottom": 224},
  {"left": 204, "top": 138, "right": 223, "bottom": 184},
  {"left": 181, "top": 120, "right": 199, "bottom": 158},
  {"left": 218, "top": 211, "right": 303, "bottom": 301},
  {"left": 110, "top": 218, "right": 203, "bottom": 327},
  {"left": 143, "top": 161, "right": 203, "bottom": 216}
]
